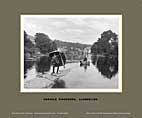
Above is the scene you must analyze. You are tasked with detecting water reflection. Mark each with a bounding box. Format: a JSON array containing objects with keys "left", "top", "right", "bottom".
[
  {"left": 91, "top": 55, "right": 118, "bottom": 79},
  {"left": 24, "top": 60, "right": 34, "bottom": 78},
  {"left": 52, "top": 78, "right": 66, "bottom": 88},
  {"left": 80, "top": 60, "right": 90, "bottom": 72},
  {"left": 24, "top": 56, "right": 52, "bottom": 78},
  {"left": 24, "top": 55, "right": 118, "bottom": 88},
  {"left": 35, "top": 56, "right": 51, "bottom": 74}
]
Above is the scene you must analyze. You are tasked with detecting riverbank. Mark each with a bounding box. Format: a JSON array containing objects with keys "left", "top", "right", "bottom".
[
  {"left": 24, "top": 73, "right": 56, "bottom": 88},
  {"left": 24, "top": 65, "right": 71, "bottom": 88},
  {"left": 24, "top": 62, "right": 118, "bottom": 89}
]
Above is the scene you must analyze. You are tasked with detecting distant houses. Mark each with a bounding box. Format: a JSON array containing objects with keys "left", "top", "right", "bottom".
[
  {"left": 83, "top": 47, "right": 91, "bottom": 57},
  {"left": 58, "top": 46, "right": 91, "bottom": 61}
]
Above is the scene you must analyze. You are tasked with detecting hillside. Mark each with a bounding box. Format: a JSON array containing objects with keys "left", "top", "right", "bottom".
[
  {"left": 54, "top": 40, "right": 91, "bottom": 50},
  {"left": 25, "top": 32, "right": 91, "bottom": 60}
]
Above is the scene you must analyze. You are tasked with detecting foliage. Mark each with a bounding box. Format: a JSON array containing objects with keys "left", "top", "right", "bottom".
[
  {"left": 24, "top": 31, "right": 35, "bottom": 59},
  {"left": 55, "top": 40, "right": 91, "bottom": 60},
  {"left": 24, "top": 31, "right": 34, "bottom": 48},
  {"left": 35, "top": 33, "right": 57, "bottom": 54},
  {"left": 49, "top": 41, "right": 57, "bottom": 52},
  {"left": 25, "top": 32, "right": 91, "bottom": 60},
  {"left": 55, "top": 40, "right": 90, "bottom": 50},
  {"left": 91, "top": 30, "right": 118, "bottom": 56}
]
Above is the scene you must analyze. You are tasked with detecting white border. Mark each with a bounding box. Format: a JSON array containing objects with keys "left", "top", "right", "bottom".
[{"left": 20, "top": 14, "right": 122, "bottom": 93}]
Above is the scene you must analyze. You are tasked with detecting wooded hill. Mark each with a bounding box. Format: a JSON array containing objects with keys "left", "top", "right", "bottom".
[{"left": 24, "top": 31, "right": 91, "bottom": 60}]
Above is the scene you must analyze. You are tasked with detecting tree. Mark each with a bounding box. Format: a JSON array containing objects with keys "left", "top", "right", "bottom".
[
  {"left": 24, "top": 31, "right": 34, "bottom": 58},
  {"left": 34, "top": 33, "right": 57, "bottom": 54},
  {"left": 24, "top": 31, "right": 33, "bottom": 49},
  {"left": 91, "top": 30, "right": 118, "bottom": 56},
  {"left": 49, "top": 40, "right": 57, "bottom": 52}
]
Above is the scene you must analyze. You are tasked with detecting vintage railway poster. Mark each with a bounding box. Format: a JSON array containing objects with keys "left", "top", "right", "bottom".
[{"left": 0, "top": 0, "right": 141, "bottom": 118}]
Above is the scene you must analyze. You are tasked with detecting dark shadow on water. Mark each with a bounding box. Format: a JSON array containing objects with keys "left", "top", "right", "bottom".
[
  {"left": 91, "top": 55, "right": 118, "bottom": 79},
  {"left": 91, "top": 55, "right": 97, "bottom": 65},
  {"left": 52, "top": 78, "right": 66, "bottom": 88},
  {"left": 24, "top": 60, "right": 35, "bottom": 78},
  {"left": 24, "top": 55, "right": 66, "bottom": 78},
  {"left": 35, "top": 56, "right": 51, "bottom": 74}
]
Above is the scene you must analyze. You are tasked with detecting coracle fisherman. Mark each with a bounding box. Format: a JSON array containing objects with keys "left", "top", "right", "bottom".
[{"left": 51, "top": 54, "right": 60, "bottom": 74}]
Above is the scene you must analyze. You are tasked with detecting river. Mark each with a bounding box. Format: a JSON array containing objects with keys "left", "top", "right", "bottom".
[{"left": 24, "top": 55, "right": 118, "bottom": 89}]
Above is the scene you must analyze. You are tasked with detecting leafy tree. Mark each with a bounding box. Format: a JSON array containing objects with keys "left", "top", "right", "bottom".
[
  {"left": 91, "top": 30, "right": 118, "bottom": 56},
  {"left": 24, "top": 31, "right": 34, "bottom": 49},
  {"left": 54, "top": 40, "right": 91, "bottom": 60},
  {"left": 34, "top": 33, "right": 57, "bottom": 54},
  {"left": 24, "top": 31, "right": 34, "bottom": 58},
  {"left": 49, "top": 40, "right": 57, "bottom": 51}
]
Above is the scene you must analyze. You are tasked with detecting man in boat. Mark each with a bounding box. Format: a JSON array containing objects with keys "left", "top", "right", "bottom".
[
  {"left": 83, "top": 56, "right": 88, "bottom": 62},
  {"left": 80, "top": 56, "right": 87, "bottom": 65}
]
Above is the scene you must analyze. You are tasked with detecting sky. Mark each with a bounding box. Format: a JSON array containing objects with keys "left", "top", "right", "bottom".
[{"left": 22, "top": 15, "right": 121, "bottom": 44}]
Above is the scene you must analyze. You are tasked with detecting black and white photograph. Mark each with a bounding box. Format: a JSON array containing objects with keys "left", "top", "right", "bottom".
[{"left": 21, "top": 15, "right": 122, "bottom": 92}]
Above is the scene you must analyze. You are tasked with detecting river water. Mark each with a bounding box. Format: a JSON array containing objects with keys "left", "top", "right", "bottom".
[{"left": 24, "top": 55, "right": 118, "bottom": 89}]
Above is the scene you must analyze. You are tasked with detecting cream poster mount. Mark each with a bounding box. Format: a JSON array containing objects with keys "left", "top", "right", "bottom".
[{"left": 21, "top": 15, "right": 122, "bottom": 92}]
